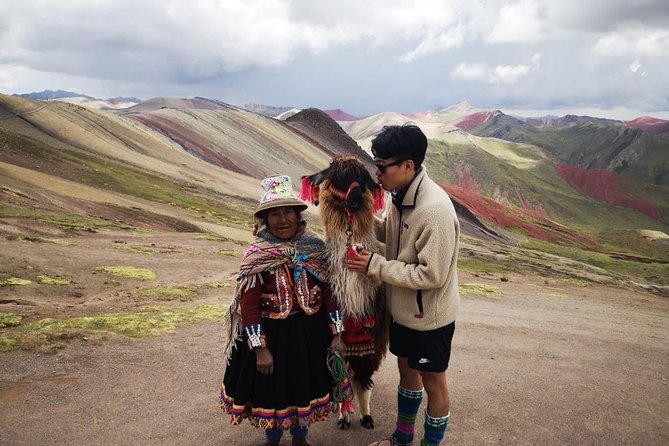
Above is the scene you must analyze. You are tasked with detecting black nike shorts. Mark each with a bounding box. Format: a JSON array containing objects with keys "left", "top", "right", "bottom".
[{"left": 389, "top": 320, "right": 455, "bottom": 373}]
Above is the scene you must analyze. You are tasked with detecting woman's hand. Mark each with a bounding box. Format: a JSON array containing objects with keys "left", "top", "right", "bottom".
[
  {"left": 255, "top": 347, "right": 274, "bottom": 375},
  {"left": 330, "top": 333, "right": 346, "bottom": 355}
]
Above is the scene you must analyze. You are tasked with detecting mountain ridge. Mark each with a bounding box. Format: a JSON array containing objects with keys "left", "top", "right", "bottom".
[{"left": 1, "top": 92, "right": 667, "bottom": 297}]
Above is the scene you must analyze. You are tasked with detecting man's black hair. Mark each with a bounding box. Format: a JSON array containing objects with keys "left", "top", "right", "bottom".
[{"left": 370, "top": 123, "right": 428, "bottom": 168}]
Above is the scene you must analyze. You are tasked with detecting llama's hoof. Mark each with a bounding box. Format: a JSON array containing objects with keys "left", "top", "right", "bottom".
[
  {"left": 360, "top": 415, "right": 375, "bottom": 429},
  {"left": 337, "top": 418, "right": 351, "bottom": 430}
]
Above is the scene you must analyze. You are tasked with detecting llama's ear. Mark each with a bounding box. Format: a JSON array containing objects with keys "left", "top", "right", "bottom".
[{"left": 300, "top": 174, "right": 322, "bottom": 205}]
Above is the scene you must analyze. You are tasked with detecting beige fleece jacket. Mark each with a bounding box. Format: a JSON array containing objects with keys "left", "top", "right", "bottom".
[{"left": 367, "top": 168, "right": 460, "bottom": 331}]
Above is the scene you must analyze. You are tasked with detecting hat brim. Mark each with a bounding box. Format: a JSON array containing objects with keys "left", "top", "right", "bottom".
[{"left": 254, "top": 198, "right": 308, "bottom": 217}]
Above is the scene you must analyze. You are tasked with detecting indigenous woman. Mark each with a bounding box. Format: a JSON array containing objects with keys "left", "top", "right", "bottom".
[{"left": 221, "top": 175, "right": 345, "bottom": 446}]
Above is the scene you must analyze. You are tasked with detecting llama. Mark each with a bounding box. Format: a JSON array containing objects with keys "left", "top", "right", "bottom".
[{"left": 301, "top": 156, "right": 389, "bottom": 430}]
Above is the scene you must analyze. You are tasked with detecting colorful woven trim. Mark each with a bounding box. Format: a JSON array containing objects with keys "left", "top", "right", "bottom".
[
  {"left": 344, "top": 342, "right": 376, "bottom": 357},
  {"left": 220, "top": 385, "right": 331, "bottom": 429}
]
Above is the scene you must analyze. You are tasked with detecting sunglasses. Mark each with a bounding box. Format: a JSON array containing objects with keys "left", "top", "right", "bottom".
[{"left": 373, "top": 158, "right": 407, "bottom": 173}]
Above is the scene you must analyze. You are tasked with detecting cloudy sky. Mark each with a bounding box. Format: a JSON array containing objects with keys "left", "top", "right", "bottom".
[{"left": 1, "top": 0, "right": 668, "bottom": 119}]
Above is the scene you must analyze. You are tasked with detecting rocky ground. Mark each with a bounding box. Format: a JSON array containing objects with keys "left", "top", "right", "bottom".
[{"left": 1, "top": 226, "right": 668, "bottom": 445}]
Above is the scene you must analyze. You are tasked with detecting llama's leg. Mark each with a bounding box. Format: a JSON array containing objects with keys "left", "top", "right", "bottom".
[
  {"left": 347, "top": 354, "right": 377, "bottom": 429},
  {"left": 353, "top": 380, "right": 375, "bottom": 429}
]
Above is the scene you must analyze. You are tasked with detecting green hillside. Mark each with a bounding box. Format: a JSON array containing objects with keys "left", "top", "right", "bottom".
[
  {"left": 470, "top": 113, "right": 669, "bottom": 186},
  {"left": 425, "top": 138, "right": 668, "bottom": 233}
]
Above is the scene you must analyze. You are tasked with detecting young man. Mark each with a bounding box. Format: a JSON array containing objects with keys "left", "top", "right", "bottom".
[{"left": 348, "top": 124, "right": 460, "bottom": 446}]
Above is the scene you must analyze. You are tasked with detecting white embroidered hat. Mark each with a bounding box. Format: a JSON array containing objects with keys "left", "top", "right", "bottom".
[{"left": 254, "top": 175, "right": 308, "bottom": 217}]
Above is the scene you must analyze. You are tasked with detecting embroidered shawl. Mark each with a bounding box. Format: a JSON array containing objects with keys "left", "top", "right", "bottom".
[{"left": 220, "top": 223, "right": 328, "bottom": 373}]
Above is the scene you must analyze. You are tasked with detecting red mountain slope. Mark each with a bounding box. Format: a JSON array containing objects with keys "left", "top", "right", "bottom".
[
  {"left": 323, "top": 109, "right": 361, "bottom": 121},
  {"left": 442, "top": 184, "right": 595, "bottom": 247},
  {"left": 555, "top": 164, "right": 662, "bottom": 221},
  {"left": 626, "top": 116, "right": 669, "bottom": 135},
  {"left": 453, "top": 111, "right": 495, "bottom": 131}
]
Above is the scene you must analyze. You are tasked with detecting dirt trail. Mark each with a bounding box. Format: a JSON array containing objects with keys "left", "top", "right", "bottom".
[{"left": 2, "top": 273, "right": 668, "bottom": 446}]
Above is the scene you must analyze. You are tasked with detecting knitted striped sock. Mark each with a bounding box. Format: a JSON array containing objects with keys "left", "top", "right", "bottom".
[
  {"left": 420, "top": 411, "right": 450, "bottom": 446},
  {"left": 392, "top": 385, "right": 424, "bottom": 445}
]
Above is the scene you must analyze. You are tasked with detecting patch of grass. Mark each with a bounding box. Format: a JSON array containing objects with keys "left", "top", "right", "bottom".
[
  {"left": 134, "top": 286, "right": 197, "bottom": 302},
  {"left": 460, "top": 283, "right": 502, "bottom": 298},
  {"left": 0, "top": 335, "right": 18, "bottom": 352},
  {"left": 561, "top": 278, "right": 590, "bottom": 287},
  {"left": 0, "top": 312, "right": 22, "bottom": 328},
  {"left": 195, "top": 233, "right": 232, "bottom": 242},
  {"left": 44, "top": 238, "right": 75, "bottom": 246},
  {"left": 5, "top": 235, "right": 75, "bottom": 245},
  {"left": 7, "top": 304, "right": 229, "bottom": 352},
  {"left": 113, "top": 245, "right": 159, "bottom": 254},
  {"left": 519, "top": 238, "right": 669, "bottom": 286},
  {"left": 38, "top": 275, "right": 73, "bottom": 286},
  {"left": 1, "top": 186, "right": 20, "bottom": 197},
  {"left": 75, "top": 158, "right": 254, "bottom": 226},
  {"left": 639, "top": 230, "right": 669, "bottom": 240},
  {"left": 95, "top": 266, "right": 156, "bottom": 280},
  {"left": 6, "top": 235, "right": 41, "bottom": 243},
  {"left": 596, "top": 229, "right": 669, "bottom": 262},
  {"left": 202, "top": 281, "right": 233, "bottom": 289},
  {"left": 458, "top": 257, "right": 512, "bottom": 275},
  {"left": 219, "top": 249, "right": 242, "bottom": 257},
  {"left": 24, "top": 304, "right": 227, "bottom": 338},
  {"left": 0, "top": 205, "right": 133, "bottom": 232},
  {"left": 0, "top": 277, "right": 32, "bottom": 286},
  {"left": 544, "top": 291, "right": 570, "bottom": 299}
]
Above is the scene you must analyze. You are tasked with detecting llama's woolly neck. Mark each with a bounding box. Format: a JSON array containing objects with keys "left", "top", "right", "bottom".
[{"left": 318, "top": 180, "right": 381, "bottom": 317}]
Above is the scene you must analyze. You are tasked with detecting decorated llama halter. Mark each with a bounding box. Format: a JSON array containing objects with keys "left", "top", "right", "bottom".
[
  {"left": 301, "top": 167, "right": 385, "bottom": 251},
  {"left": 327, "top": 181, "right": 360, "bottom": 236}
]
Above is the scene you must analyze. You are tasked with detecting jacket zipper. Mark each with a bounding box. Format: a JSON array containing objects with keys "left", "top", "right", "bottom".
[
  {"left": 415, "top": 289, "right": 424, "bottom": 319},
  {"left": 396, "top": 207, "right": 403, "bottom": 259},
  {"left": 399, "top": 207, "right": 423, "bottom": 319}
]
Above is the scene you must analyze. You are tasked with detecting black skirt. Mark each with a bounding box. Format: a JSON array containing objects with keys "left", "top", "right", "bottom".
[{"left": 220, "top": 309, "right": 332, "bottom": 430}]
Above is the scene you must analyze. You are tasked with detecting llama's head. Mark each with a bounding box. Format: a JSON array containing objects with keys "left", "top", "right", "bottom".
[{"left": 301, "top": 157, "right": 384, "bottom": 235}]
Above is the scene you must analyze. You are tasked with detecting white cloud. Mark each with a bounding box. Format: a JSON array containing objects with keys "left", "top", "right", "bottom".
[
  {"left": 0, "top": 67, "right": 14, "bottom": 89},
  {"left": 594, "top": 26, "right": 669, "bottom": 57},
  {"left": 0, "top": 0, "right": 496, "bottom": 75},
  {"left": 593, "top": 34, "right": 629, "bottom": 56},
  {"left": 629, "top": 58, "right": 648, "bottom": 76},
  {"left": 451, "top": 62, "right": 489, "bottom": 81},
  {"left": 487, "top": 0, "right": 544, "bottom": 43},
  {"left": 451, "top": 53, "right": 541, "bottom": 84},
  {"left": 399, "top": 26, "right": 465, "bottom": 62},
  {"left": 491, "top": 64, "right": 532, "bottom": 83},
  {"left": 0, "top": 1, "right": 667, "bottom": 117},
  {"left": 629, "top": 58, "right": 642, "bottom": 72}
]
